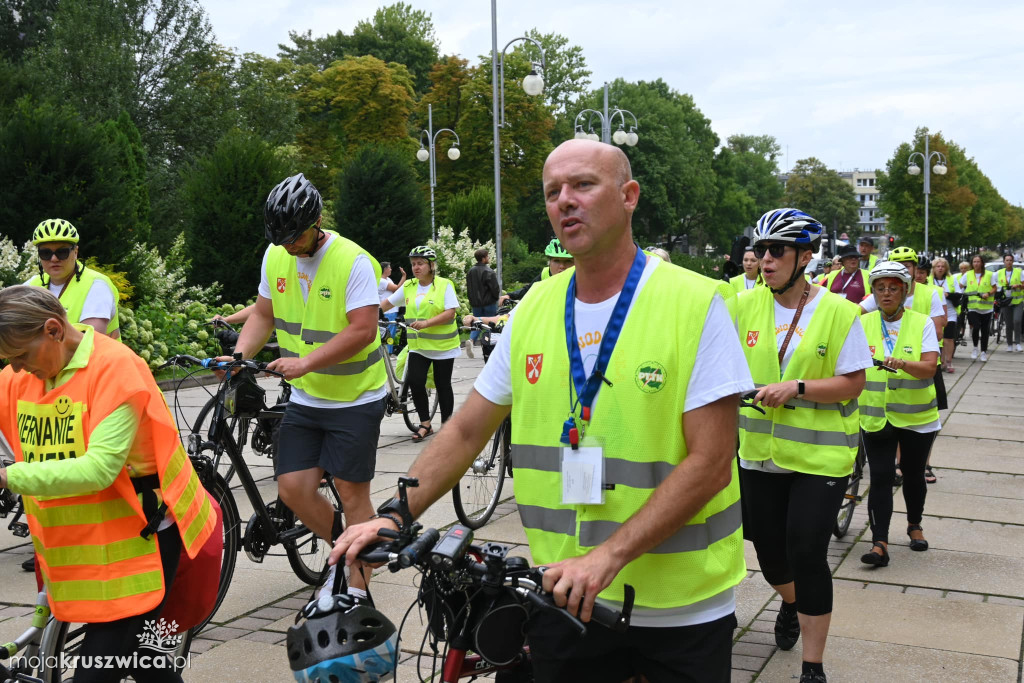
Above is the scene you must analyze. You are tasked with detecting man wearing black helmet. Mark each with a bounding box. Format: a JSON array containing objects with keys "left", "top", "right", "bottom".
[{"left": 231, "top": 173, "right": 387, "bottom": 601}]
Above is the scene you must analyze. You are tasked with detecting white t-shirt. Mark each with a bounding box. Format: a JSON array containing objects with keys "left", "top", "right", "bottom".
[
  {"left": 874, "top": 315, "right": 941, "bottom": 433},
  {"left": 25, "top": 276, "right": 116, "bottom": 325},
  {"left": 859, "top": 287, "right": 944, "bottom": 319},
  {"left": 258, "top": 234, "right": 386, "bottom": 409},
  {"left": 742, "top": 275, "right": 758, "bottom": 290},
  {"left": 957, "top": 271, "right": 999, "bottom": 308},
  {"left": 740, "top": 287, "right": 874, "bottom": 474},
  {"left": 474, "top": 257, "right": 754, "bottom": 628},
  {"left": 377, "top": 277, "right": 393, "bottom": 303},
  {"left": 387, "top": 281, "right": 462, "bottom": 360}
]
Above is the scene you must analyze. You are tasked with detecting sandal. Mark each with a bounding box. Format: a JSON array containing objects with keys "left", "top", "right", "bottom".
[
  {"left": 946, "top": 363, "right": 955, "bottom": 373},
  {"left": 893, "top": 467, "right": 903, "bottom": 488},
  {"left": 925, "top": 467, "right": 937, "bottom": 484},
  {"left": 907, "top": 524, "right": 929, "bottom": 551},
  {"left": 411, "top": 425, "right": 433, "bottom": 442},
  {"left": 860, "top": 541, "right": 890, "bottom": 567}
]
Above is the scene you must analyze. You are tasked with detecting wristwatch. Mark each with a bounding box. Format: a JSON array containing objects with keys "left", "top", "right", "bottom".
[
  {"left": 796, "top": 380, "right": 806, "bottom": 398},
  {"left": 376, "top": 497, "right": 403, "bottom": 517}
]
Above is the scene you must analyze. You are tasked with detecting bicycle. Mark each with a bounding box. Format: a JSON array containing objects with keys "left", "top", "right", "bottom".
[
  {"left": 451, "top": 319, "right": 512, "bottom": 529},
  {"left": 0, "top": 488, "right": 194, "bottom": 683},
  {"left": 293, "top": 477, "right": 633, "bottom": 683},
  {"left": 164, "top": 355, "right": 341, "bottom": 589},
  {"left": 832, "top": 359, "right": 897, "bottom": 539},
  {"left": 379, "top": 322, "right": 440, "bottom": 433}
]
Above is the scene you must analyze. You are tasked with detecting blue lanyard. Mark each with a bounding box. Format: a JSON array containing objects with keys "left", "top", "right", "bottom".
[
  {"left": 880, "top": 315, "right": 896, "bottom": 356},
  {"left": 561, "top": 244, "right": 646, "bottom": 446}
]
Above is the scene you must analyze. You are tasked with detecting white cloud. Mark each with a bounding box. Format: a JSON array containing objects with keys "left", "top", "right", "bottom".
[{"left": 202, "top": 0, "right": 1024, "bottom": 206}]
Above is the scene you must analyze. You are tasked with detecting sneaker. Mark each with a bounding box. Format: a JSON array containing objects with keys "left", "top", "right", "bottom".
[
  {"left": 971, "top": 347, "right": 979, "bottom": 360},
  {"left": 21, "top": 555, "right": 34, "bottom": 572},
  {"left": 775, "top": 601, "right": 800, "bottom": 650},
  {"left": 1017, "top": 343, "right": 1023, "bottom": 353},
  {"left": 464, "top": 340, "right": 474, "bottom": 358},
  {"left": 316, "top": 563, "right": 337, "bottom": 600},
  {"left": 981, "top": 352, "right": 988, "bottom": 362},
  {"left": 800, "top": 672, "right": 828, "bottom": 683}
]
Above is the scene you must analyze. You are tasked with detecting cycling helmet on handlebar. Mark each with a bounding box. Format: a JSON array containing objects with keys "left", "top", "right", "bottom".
[
  {"left": 408, "top": 245, "right": 436, "bottom": 261},
  {"left": 543, "top": 237, "right": 571, "bottom": 259},
  {"left": 265, "top": 173, "right": 323, "bottom": 246},
  {"left": 287, "top": 593, "right": 398, "bottom": 683}
]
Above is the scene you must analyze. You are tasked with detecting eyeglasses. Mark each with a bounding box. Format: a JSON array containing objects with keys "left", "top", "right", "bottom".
[
  {"left": 37, "top": 247, "right": 74, "bottom": 261},
  {"left": 752, "top": 244, "right": 788, "bottom": 259},
  {"left": 873, "top": 285, "right": 904, "bottom": 294}
]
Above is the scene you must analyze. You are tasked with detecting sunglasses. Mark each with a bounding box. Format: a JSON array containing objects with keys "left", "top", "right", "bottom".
[
  {"left": 752, "top": 244, "right": 789, "bottom": 259},
  {"left": 38, "top": 247, "right": 74, "bottom": 261},
  {"left": 873, "top": 285, "right": 904, "bottom": 294}
]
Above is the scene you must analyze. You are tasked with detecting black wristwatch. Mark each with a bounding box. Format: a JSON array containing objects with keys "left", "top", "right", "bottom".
[
  {"left": 796, "top": 380, "right": 806, "bottom": 398},
  {"left": 376, "top": 497, "right": 403, "bottom": 517}
]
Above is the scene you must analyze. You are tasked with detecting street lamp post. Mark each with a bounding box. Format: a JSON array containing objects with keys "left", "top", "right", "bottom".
[
  {"left": 416, "top": 103, "right": 460, "bottom": 242},
  {"left": 573, "top": 82, "right": 639, "bottom": 146},
  {"left": 491, "top": 0, "right": 545, "bottom": 286},
  {"left": 907, "top": 136, "right": 948, "bottom": 257}
]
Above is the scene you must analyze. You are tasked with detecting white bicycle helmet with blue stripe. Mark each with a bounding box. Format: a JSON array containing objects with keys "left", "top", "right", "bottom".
[{"left": 752, "top": 208, "right": 823, "bottom": 251}]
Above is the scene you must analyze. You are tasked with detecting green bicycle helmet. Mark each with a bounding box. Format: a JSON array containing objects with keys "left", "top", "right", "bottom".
[
  {"left": 32, "top": 219, "right": 79, "bottom": 245},
  {"left": 408, "top": 245, "right": 437, "bottom": 261},
  {"left": 888, "top": 246, "right": 918, "bottom": 264},
  {"left": 544, "top": 238, "right": 571, "bottom": 259}
]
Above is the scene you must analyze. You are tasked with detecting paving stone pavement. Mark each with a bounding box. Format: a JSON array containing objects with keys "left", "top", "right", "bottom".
[{"left": 2, "top": 343, "right": 1022, "bottom": 682}]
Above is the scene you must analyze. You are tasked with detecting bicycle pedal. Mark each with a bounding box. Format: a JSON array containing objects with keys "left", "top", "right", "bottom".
[{"left": 10, "top": 522, "right": 29, "bottom": 537}]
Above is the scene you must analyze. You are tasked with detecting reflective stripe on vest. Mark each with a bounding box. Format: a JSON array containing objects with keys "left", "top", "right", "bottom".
[
  {"left": 963, "top": 272, "right": 995, "bottom": 313},
  {"left": 860, "top": 309, "right": 939, "bottom": 432},
  {"left": 509, "top": 260, "right": 745, "bottom": 610},
  {"left": 266, "top": 236, "right": 386, "bottom": 401},
  {"left": 0, "top": 332, "right": 214, "bottom": 622},
  {"left": 737, "top": 287, "right": 860, "bottom": 477},
  {"left": 997, "top": 268, "right": 1024, "bottom": 305},
  {"left": 402, "top": 278, "right": 460, "bottom": 352},
  {"left": 28, "top": 266, "right": 120, "bottom": 336}
]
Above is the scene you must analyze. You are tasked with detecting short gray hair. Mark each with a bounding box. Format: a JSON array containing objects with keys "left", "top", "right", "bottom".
[{"left": 0, "top": 286, "right": 67, "bottom": 358}]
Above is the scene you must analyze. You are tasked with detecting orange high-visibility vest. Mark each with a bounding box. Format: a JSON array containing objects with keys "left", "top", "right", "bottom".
[{"left": 0, "top": 333, "right": 215, "bottom": 623}]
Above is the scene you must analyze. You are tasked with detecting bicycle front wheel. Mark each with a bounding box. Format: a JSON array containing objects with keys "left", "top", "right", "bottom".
[
  {"left": 833, "top": 449, "right": 864, "bottom": 539},
  {"left": 285, "top": 478, "right": 343, "bottom": 585},
  {"left": 452, "top": 418, "right": 509, "bottom": 529},
  {"left": 194, "top": 471, "right": 240, "bottom": 633},
  {"left": 38, "top": 619, "right": 193, "bottom": 682},
  {"left": 189, "top": 395, "right": 243, "bottom": 485}
]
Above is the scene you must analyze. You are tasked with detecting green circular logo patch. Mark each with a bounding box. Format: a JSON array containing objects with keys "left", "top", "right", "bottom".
[
  {"left": 636, "top": 361, "right": 667, "bottom": 393},
  {"left": 816, "top": 343, "right": 828, "bottom": 358},
  {"left": 318, "top": 286, "right": 333, "bottom": 301}
]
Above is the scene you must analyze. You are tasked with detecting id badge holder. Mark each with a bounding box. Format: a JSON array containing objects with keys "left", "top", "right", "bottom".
[{"left": 561, "top": 411, "right": 604, "bottom": 505}]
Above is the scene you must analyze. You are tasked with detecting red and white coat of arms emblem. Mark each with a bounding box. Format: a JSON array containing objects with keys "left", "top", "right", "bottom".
[
  {"left": 526, "top": 354, "right": 543, "bottom": 384},
  {"left": 277, "top": 277, "right": 287, "bottom": 293},
  {"left": 746, "top": 330, "right": 759, "bottom": 348}
]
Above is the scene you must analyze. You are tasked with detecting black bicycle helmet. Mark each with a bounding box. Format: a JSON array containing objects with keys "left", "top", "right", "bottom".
[
  {"left": 265, "top": 173, "right": 323, "bottom": 246},
  {"left": 287, "top": 593, "right": 398, "bottom": 683}
]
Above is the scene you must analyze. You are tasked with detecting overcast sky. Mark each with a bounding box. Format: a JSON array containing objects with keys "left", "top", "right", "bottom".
[{"left": 204, "top": 0, "right": 1024, "bottom": 207}]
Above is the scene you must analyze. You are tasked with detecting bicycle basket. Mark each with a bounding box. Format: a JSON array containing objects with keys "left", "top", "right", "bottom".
[{"left": 224, "top": 371, "right": 266, "bottom": 418}]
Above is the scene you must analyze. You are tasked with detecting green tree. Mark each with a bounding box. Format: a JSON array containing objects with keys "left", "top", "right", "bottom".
[
  {"left": 710, "top": 134, "right": 784, "bottom": 240},
  {"left": 876, "top": 129, "right": 978, "bottom": 251},
  {"left": 233, "top": 53, "right": 300, "bottom": 146},
  {"left": 333, "top": 144, "right": 430, "bottom": 269},
  {"left": 0, "top": 98, "right": 147, "bottom": 263},
  {"left": 346, "top": 2, "right": 439, "bottom": 95},
  {"left": 277, "top": 29, "right": 348, "bottom": 70},
  {"left": 443, "top": 185, "right": 496, "bottom": 245},
  {"left": 97, "top": 111, "right": 151, "bottom": 244},
  {"left": 294, "top": 55, "right": 416, "bottom": 198},
  {"left": 782, "top": 157, "right": 860, "bottom": 237},
  {"left": 521, "top": 29, "right": 591, "bottom": 144},
  {"left": 179, "top": 129, "right": 292, "bottom": 303},
  {"left": 0, "top": 0, "right": 58, "bottom": 63}
]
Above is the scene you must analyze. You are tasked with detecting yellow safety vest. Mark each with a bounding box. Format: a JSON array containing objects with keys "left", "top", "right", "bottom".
[
  {"left": 730, "top": 273, "right": 762, "bottom": 293},
  {"left": 540, "top": 267, "right": 551, "bottom": 281},
  {"left": 824, "top": 268, "right": 869, "bottom": 298},
  {"left": 402, "top": 277, "right": 460, "bottom": 352},
  {"left": 509, "top": 260, "right": 745, "bottom": 610},
  {"left": 266, "top": 236, "right": 385, "bottom": 401},
  {"left": 860, "top": 309, "right": 938, "bottom": 432},
  {"left": 737, "top": 287, "right": 861, "bottom": 477},
  {"left": 963, "top": 271, "right": 995, "bottom": 313},
  {"left": 28, "top": 266, "right": 120, "bottom": 337},
  {"left": 997, "top": 268, "right": 1024, "bottom": 306}
]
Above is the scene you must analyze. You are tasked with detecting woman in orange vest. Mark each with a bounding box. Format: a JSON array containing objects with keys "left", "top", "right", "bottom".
[{"left": 0, "top": 286, "right": 216, "bottom": 683}]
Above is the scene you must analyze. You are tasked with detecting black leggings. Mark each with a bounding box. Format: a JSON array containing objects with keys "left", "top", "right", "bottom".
[
  {"left": 75, "top": 524, "right": 183, "bottom": 683},
  {"left": 967, "top": 310, "right": 992, "bottom": 352},
  {"left": 862, "top": 424, "right": 937, "bottom": 544},
  {"left": 739, "top": 467, "right": 848, "bottom": 616},
  {"left": 406, "top": 353, "right": 455, "bottom": 423}
]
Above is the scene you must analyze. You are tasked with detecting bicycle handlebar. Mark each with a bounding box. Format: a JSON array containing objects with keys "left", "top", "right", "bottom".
[{"left": 160, "top": 354, "right": 285, "bottom": 378}]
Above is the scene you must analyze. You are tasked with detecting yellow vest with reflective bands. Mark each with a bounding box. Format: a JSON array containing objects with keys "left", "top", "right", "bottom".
[
  {"left": 963, "top": 271, "right": 995, "bottom": 313},
  {"left": 997, "top": 268, "right": 1024, "bottom": 305},
  {"left": 28, "top": 266, "right": 120, "bottom": 337},
  {"left": 860, "top": 309, "right": 938, "bottom": 431},
  {"left": 266, "top": 236, "right": 385, "bottom": 401},
  {"left": 402, "top": 277, "right": 460, "bottom": 352},
  {"left": 509, "top": 261, "right": 745, "bottom": 610},
  {"left": 910, "top": 282, "right": 939, "bottom": 316},
  {"left": 737, "top": 287, "right": 861, "bottom": 477},
  {"left": 730, "top": 273, "right": 762, "bottom": 293}
]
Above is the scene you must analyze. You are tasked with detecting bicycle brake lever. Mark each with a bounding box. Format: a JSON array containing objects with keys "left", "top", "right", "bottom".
[{"left": 521, "top": 589, "right": 587, "bottom": 636}]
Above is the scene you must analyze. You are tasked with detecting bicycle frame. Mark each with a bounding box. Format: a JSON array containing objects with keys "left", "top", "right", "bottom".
[{"left": 443, "top": 647, "right": 531, "bottom": 682}]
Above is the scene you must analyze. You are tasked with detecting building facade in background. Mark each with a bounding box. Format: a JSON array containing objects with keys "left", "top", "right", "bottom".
[{"left": 777, "top": 168, "right": 888, "bottom": 236}]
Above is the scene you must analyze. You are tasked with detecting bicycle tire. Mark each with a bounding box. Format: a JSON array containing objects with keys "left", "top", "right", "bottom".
[
  {"left": 38, "top": 619, "right": 193, "bottom": 682},
  {"left": 452, "top": 419, "right": 509, "bottom": 529},
  {"left": 188, "top": 395, "right": 241, "bottom": 485},
  {"left": 400, "top": 384, "right": 442, "bottom": 433},
  {"left": 285, "top": 478, "right": 343, "bottom": 585},
  {"left": 194, "top": 471, "right": 240, "bottom": 634},
  {"left": 833, "top": 448, "right": 864, "bottom": 539}
]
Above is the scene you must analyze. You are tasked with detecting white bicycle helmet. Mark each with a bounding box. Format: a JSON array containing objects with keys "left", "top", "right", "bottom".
[
  {"left": 752, "top": 208, "right": 823, "bottom": 251},
  {"left": 868, "top": 261, "right": 911, "bottom": 288}
]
